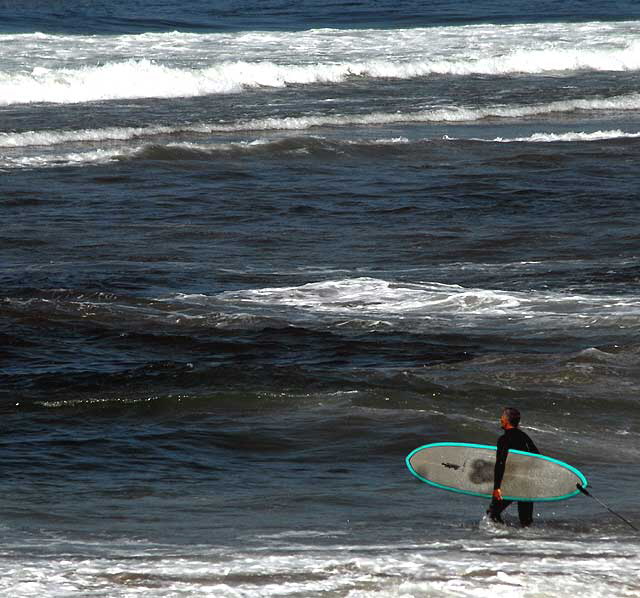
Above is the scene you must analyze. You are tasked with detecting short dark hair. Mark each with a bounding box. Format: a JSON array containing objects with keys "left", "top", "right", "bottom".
[{"left": 502, "top": 407, "right": 521, "bottom": 427}]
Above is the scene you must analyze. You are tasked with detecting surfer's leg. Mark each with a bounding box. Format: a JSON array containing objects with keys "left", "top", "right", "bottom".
[
  {"left": 487, "top": 499, "right": 512, "bottom": 523},
  {"left": 517, "top": 501, "right": 533, "bottom": 527}
]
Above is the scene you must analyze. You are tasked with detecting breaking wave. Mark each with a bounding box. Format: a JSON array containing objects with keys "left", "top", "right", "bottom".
[
  {"left": 4, "top": 128, "right": 640, "bottom": 170},
  {"left": 182, "top": 277, "right": 640, "bottom": 324},
  {"left": 3, "top": 93, "right": 640, "bottom": 150},
  {"left": 2, "top": 39, "right": 640, "bottom": 105},
  {"left": 477, "top": 129, "right": 640, "bottom": 143}
]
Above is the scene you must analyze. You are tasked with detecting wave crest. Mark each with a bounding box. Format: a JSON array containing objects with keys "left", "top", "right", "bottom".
[
  {"left": 3, "top": 91, "right": 640, "bottom": 151},
  {"left": 2, "top": 40, "right": 640, "bottom": 106}
]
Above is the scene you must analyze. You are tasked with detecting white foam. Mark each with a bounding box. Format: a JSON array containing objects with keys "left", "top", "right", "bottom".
[
  {"left": 214, "top": 277, "right": 640, "bottom": 324},
  {"left": 0, "top": 59, "right": 244, "bottom": 105},
  {"left": 3, "top": 92, "right": 640, "bottom": 150},
  {"left": 0, "top": 148, "right": 126, "bottom": 170},
  {"left": 0, "top": 124, "right": 181, "bottom": 148},
  {"left": 2, "top": 21, "right": 640, "bottom": 67},
  {"left": 0, "top": 534, "right": 637, "bottom": 598},
  {"left": 0, "top": 138, "right": 395, "bottom": 170},
  {"left": 3, "top": 50, "right": 640, "bottom": 106},
  {"left": 2, "top": 21, "right": 640, "bottom": 105},
  {"left": 486, "top": 129, "right": 640, "bottom": 143}
]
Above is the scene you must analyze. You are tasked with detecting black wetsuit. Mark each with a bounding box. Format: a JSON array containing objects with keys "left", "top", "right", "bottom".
[{"left": 488, "top": 427, "right": 539, "bottom": 526}]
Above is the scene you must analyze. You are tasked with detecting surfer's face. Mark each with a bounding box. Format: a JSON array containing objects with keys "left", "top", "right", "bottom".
[{"left": 500, "top": 414, "right": 510, "bottom": 429}]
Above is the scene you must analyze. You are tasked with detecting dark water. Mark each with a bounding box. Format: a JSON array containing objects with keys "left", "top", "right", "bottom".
[
  {"left": 2, "top": 1, "right": 640, "bottom": 596},
  {"left": 4, "top": 0, "right": 640, "bottom": 33}
]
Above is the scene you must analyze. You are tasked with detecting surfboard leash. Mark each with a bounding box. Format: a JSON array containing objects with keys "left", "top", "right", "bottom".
[{"left": 576, "top": 484, "right": 638, "bottom": 532}]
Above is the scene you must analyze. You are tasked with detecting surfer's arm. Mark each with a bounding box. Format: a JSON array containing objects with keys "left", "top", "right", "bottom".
[{"left": 493, "top": 437, "right": 508, "bottom": 492}]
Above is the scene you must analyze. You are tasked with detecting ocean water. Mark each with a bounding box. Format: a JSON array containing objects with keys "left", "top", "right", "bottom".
[{"left": 2, "top": 1, "right": 640, "bottom": 596}]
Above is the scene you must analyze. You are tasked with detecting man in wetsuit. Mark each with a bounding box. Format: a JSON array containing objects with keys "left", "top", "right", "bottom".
[{"left": 488, "top": 407, "right": 539, "bottom": 527}]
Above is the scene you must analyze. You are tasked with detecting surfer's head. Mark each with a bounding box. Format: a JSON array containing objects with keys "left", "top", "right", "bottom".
[{"left": 500, "top": 407, "right": 520, "bottom": 429}]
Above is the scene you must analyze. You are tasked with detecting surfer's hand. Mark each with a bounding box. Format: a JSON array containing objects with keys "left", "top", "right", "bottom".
[{"left": 492, "top": 488, "right": 502, "bottom": 501}]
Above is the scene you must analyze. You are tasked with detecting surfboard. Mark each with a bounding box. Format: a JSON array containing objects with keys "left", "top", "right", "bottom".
[{"left": 406, "top": 442, "right": 587, "bottom": 501}]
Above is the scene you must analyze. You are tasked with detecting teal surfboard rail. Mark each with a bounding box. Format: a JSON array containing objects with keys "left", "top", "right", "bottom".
[{"left": 406, "top": 441, "right": 588, "bottom": 502}]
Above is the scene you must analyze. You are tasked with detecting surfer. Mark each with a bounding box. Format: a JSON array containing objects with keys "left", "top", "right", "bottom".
[{"left": 488, "top": 407, "right": 539, "bottom": 527}]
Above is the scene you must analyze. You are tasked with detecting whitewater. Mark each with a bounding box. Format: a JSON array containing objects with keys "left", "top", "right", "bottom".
[
  {"left": 2, "top": 21, "right": 640, "bottom": 105},
  {"left": 4, "top": 96, "right": 640, "bottom": 148}
]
